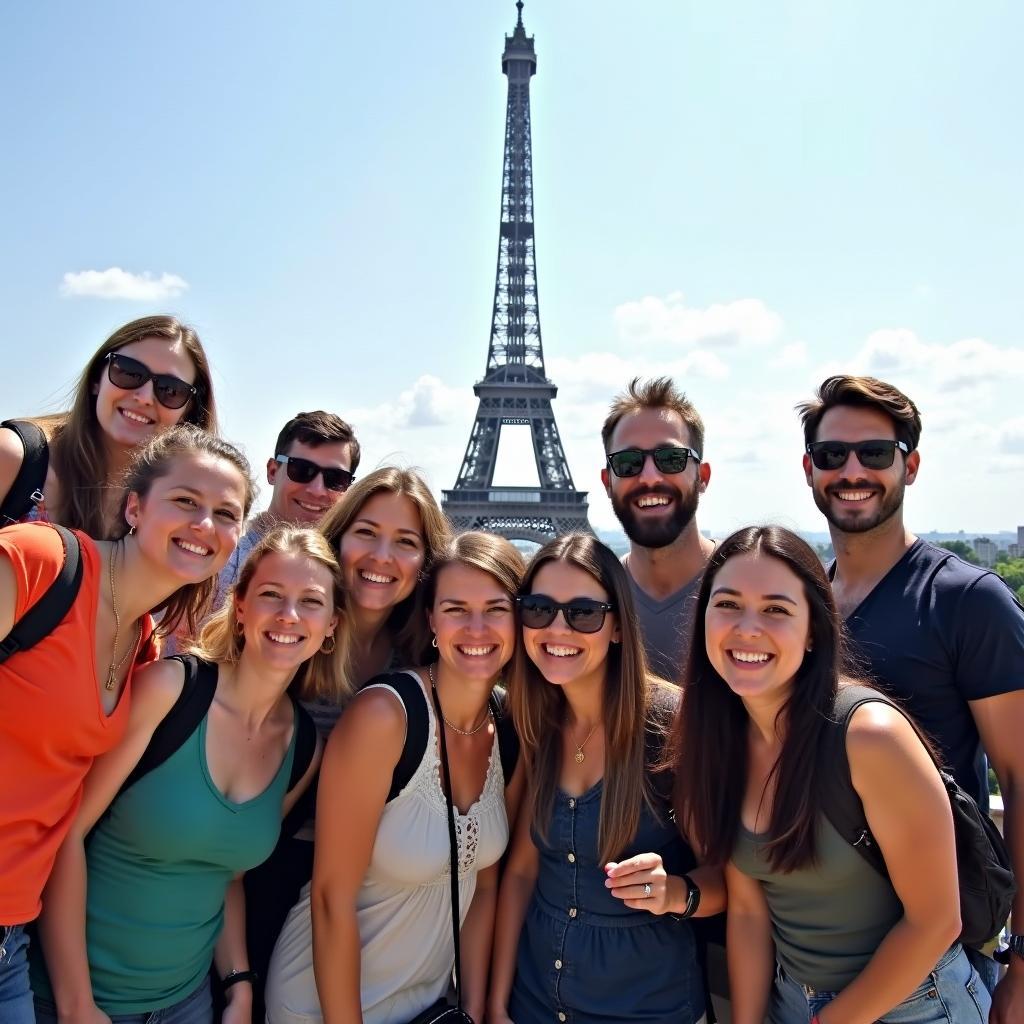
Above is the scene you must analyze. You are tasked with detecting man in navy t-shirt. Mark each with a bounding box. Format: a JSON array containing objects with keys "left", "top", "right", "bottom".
[{"left": 798, "top": 375, "right": 1024, "bottom": 1014}]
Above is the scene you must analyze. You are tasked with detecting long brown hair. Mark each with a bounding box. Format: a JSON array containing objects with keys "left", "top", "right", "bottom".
[
  {"left": 190, "top": 524, "right": 353, "bottom": 704},
  {"left": 40, "top": 316, "right": 217, "bottom": 537},
  {"left": 671, "top": 525, "right": 849, "bottom": 872},
  {"left": 509, "top": 533, "right": 665, "bottom": 864},
  {"left": 116, "top": 425, "right": 255, "bottom": 638},
  {"left": 319, "top": 467, "right": 451, "bottom": 665}
]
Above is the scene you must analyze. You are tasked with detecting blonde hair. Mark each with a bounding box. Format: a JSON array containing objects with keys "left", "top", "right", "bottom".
[
  {"left": 320, "top": 467, "right": 451, "bottom": 664},
  {"left": 190, "top": 524, "right": 352, "bottom": 704},
  {"left": 40, "top": 315, "right": 218, "bottom": 538}
]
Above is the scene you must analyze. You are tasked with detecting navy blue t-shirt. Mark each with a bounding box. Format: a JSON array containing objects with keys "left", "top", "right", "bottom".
[{"left": 837, "top": 539, "right": 1024, "bottom": 811}]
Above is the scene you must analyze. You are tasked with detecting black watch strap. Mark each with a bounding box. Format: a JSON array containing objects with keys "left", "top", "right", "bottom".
[
  {"left": 221, "top": 969, "right": 257, "bottom": 991},
  {"left": 995, "top": 934, "right": 1024, "bottom": 965}
]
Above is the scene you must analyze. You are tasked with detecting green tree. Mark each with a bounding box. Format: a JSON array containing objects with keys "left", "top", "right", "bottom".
[
  {"left": 939, "top": 540, "right": 977, "bottom": 562},
  {"left": 1018, "top": 584, "right": 1024, "bottom": 606},
  {"left": 993, "top": 558, "right": 1024, "bottom": 592}
]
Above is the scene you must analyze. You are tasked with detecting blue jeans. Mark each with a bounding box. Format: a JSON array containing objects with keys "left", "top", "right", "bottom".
[
  {"left": 34, "top": 977, "right": 212, "bottom": 1024},
  {"left": 0, "top": 925, "right": 36, "bottom": 1024},
  {"left": 965, "top": 944, "right": 1002, "bottom": 995},
  {"left": 770, "top": 944, "right": 991, "bottom": 1023}
]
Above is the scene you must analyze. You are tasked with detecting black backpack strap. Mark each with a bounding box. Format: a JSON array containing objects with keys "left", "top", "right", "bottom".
[
  {"left": 489, "top": 686, "right": 520, "bottom": 786},
  {"left": 0, "top": 420, "right": 49, "bottom": 525},
  {"left": 120, "top": 655, "right": 218, "bottom": 794},
  {"left": 0, "top": 524, "right": 83, "bottom": 664},
  {"left": 287, "top": 701, "right": 317, "bottom": 791},
  {"left": 360, "top": 671, "right": 430, "bottom": 803},
  {"left": 818, "top": 684, "right": 893, "bottom": 877}
]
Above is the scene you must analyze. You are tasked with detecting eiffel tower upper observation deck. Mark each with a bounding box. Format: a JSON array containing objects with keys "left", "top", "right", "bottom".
[{"left": 442, "top": 2, "right": 593, "bottom": 544}]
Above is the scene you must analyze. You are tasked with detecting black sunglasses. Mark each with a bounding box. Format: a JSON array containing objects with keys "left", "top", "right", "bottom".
[
  {"left": 806, "top": 439, "right": 909, "bottom": 471},
  {"left": 106, "top": 352, "right": 197, "bottom": 410},
  {"left": 275, "top": 454, "right": 354, "bottom": 492},
  {"left": 517, "top": 594, "right": 614, "bottom": 634},
  {"left": 606, "top": 445, "right": 701, "bottom": 478}
]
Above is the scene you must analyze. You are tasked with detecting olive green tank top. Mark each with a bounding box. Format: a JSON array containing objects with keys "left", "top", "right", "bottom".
[{"left": 732, "top": 815, "right": 903, "bottom": 991}]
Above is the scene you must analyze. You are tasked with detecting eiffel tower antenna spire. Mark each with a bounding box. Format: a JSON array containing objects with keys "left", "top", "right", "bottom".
[{"left": 442, "top": 4, "right": 593, "bottom": 544}]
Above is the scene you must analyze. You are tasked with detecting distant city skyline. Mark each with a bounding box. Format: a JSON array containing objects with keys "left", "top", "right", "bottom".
[{"left": 1, "top": 2, "right": 1021, "bottom": 533}]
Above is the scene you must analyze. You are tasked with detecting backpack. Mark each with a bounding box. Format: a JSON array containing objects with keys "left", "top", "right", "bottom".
[
  {"left": 119, "top": 654, "right": 318, "bottom": 797},
  {"left": 369, "top": 670, "right": 520, "bottom": 801},
  {"left": 0, "top": 524, "right": 82, "bottom": 664},
  {"left": 819, "top": 684, "right": 1015, "bottom": 949},
  {"left": 0, "top": 419, "right": 49, "bottom": 525}
]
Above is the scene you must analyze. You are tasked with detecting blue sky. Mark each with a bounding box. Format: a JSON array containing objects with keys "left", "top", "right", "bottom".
[{"left": 2, "top": 1, "right": 1021, "bottom": 535}]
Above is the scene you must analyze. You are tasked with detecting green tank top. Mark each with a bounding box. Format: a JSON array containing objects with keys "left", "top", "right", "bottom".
[
  {"left": 32, "top": 704, "right": 297, "bottom": 1014},
  {"left": 732, "top": 815, "right": 903, "bottom": 991}
]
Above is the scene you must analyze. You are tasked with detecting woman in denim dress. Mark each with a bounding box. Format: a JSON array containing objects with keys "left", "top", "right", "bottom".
[{"left": 489, "top": 534, "right": 724, "bottom": 1024}]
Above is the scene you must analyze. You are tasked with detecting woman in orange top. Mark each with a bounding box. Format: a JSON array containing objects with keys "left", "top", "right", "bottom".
[{"left": 0, "top": 424, "right": 254, "bottom": 1024}]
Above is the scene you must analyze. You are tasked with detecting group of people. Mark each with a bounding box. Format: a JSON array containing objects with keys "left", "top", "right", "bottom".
[{"left": 1, "top": 314, "right": 1023, "bottom": 1024}]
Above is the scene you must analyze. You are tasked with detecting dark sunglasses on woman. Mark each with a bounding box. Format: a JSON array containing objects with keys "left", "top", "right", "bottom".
[
  {"left": 517, "top": 594, "right": 614, "bottom": 634},
  {"left": 274, "top": 454, "right": 354, "bottom": 492},
  {"left": 805, "top": 439, "right": 910, "bottom": 471},
  {"left": 105, "top": 352, "right": 197, "bottom": 410},
  {"left": 606, "top": 445, "right": 701, "bottom": 478}
]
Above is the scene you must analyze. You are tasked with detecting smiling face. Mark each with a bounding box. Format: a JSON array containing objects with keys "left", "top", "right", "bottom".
[
  {"left": 266, "top": 438, "right": 353, "bottom": 525},
  {"left": 94, "top": 336, "right": 197, "bottom": 449},
  {"left": 704, "top": 550, "right": 811, "bottom": 707},
  {"left": 428, "top": 562, "right": 516, "bottom": 684},
  {"left": 125, "top": 452, "right": 247, "bottom": 583},
  {"left": 235, "top": 550, "right": 338, "bottom": 670},
  {"left": 522, "top": 560, "right": 620, "bottom": 693},
  {"left": 601, "top": 407, "right": 708, "bottom": 549},
  {"left": 803, "top": 405, "right": 919, "bottom": 535},
  {"left": 338, "top": 490, "right": 425, "bottom": 616}
]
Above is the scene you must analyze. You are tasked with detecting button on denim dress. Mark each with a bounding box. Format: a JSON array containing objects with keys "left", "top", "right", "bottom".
[{"left": 510, "top": 779, "right": 704, "bottom": 1023}]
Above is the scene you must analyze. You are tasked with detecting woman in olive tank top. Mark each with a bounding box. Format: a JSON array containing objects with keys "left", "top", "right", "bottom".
[
  {"left": 31, "top": 525, "right": 347, "bottom": 1024},
  {"left": 671, "top": 526, "right": 989, "bottom": 1024}
]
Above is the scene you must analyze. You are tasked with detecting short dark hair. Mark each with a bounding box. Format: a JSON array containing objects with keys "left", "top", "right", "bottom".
[
  {"left": 274, "top": 411, "right": 361, "bottom": 472},
  {"left": 797, "top": 376, "right": 922, "bottom": 452},
  {"left": 601, "top": 377, "right": 705, "bottom": 456}
]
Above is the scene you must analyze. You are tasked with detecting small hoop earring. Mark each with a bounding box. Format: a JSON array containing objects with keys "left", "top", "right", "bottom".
[
  {"left": 236, "top": 621, "right": 245, "bottom": 636},
  {"left": 320, "top": 633, "right": 336, "bottom": 655},
  {"left": 128, "top": 524, "right": 136, "bottom": 537},
  {"left": 431, "top": 635, "right": 438, "bottom": 649}
]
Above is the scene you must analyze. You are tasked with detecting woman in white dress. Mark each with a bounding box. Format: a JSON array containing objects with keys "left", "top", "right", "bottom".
[{"left": 266, "top": 531, "right": 526, "bottom": 1024}]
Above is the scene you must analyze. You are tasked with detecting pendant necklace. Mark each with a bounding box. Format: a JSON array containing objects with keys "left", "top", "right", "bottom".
[
  {"left": 105, "top": 544, "right": 141, "bottom": 691},
  {"left": 572, "top": 720, "right": 600, "bottom": 764}
]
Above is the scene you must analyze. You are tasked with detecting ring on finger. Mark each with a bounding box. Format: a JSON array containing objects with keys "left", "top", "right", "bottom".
[{"left": 642, "top": 882, "right": 652, "bottom": 898}]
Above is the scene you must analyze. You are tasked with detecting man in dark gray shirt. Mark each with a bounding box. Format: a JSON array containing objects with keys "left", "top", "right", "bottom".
[{"left": 600, "top": 376, "right": 715, "bottom": 682}]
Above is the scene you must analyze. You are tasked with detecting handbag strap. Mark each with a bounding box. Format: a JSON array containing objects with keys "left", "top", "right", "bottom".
[{"left": 429, "top": 668, "right": 465, "bottom": 1011}]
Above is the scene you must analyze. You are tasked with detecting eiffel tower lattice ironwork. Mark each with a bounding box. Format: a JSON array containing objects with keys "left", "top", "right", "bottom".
[{"left": 442, "top": 2, "right": 592, "bottom": 545}]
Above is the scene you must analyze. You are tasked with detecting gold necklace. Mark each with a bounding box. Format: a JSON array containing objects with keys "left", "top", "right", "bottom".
[
  {"left": 105, "top": 545, "right": 140, "bottom": 692},
  {"left": 428, "top": 664, "right": 491, "bottom": 736},
  {"left": 571, "top": 720, "right": 600, "bottom": 764}
]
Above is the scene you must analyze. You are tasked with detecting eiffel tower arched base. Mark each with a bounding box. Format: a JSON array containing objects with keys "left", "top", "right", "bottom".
[{"left": 441, "top": 488, "right": 593, "bottom": 545}]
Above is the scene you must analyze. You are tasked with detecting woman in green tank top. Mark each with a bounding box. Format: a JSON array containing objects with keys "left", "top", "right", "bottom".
[
  {"left": 670, "top": 526, "right": 989, "bottom": 1024},
  {"left": 32, "top": 525, "right": 351, "bottom": 1024}
]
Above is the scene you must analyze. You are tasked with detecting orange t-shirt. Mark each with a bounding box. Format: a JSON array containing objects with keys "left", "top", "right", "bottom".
[{"left": 0, "top": 522, "right": 154, "bottom": 924}]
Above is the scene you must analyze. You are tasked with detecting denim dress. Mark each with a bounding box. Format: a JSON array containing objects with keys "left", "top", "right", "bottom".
[{"left": 509, "top": 779, "right": 704, "bottom": 1023}]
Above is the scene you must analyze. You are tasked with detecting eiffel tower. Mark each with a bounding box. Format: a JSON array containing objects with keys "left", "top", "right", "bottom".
[{"left": 442, "top": 2, "right": 592, "bottom": 545}]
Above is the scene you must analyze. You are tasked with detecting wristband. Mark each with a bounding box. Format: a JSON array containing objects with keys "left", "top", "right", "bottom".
[{"left": 221, "top": 969, "right": 257, "bottom": 992}]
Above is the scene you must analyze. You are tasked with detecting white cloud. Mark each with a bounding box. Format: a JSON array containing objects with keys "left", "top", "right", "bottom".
[
  {"left": 60, "top": 267, "right": 189, "bottom": 301},
  {"left": 351, "top": 374, "right": 475, "bottom": 432},
  {"left": 997, "top": 418, "right": 1024, "bottom": 455},
  {"left": 613, "top": 292, "right": 784, "bottom": 350},
  {"left": 772, "top": 341, "right": 808, "bottom": 369},
  {"left": 854, "top": 329, "right": 1024, "bottom": 392}
]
